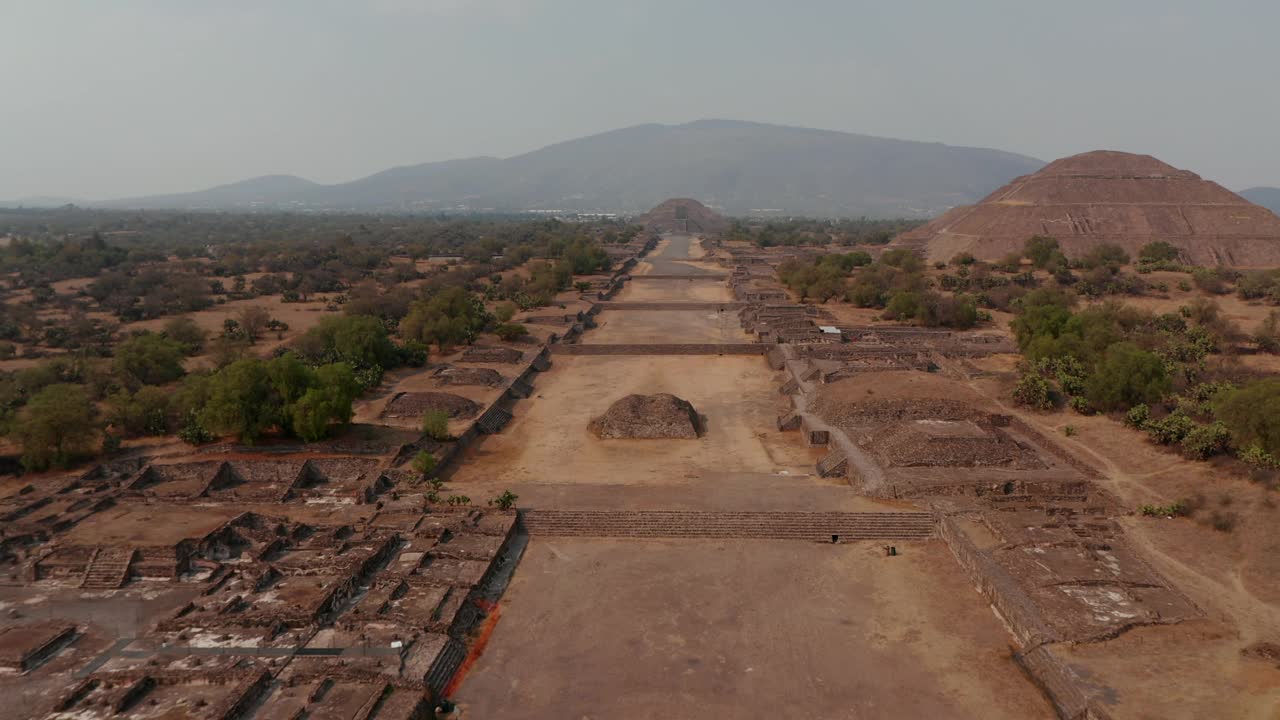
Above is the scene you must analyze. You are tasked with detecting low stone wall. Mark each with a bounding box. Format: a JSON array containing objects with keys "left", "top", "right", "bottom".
[
  {"left": 1015, "top": 646, "right": 1115, "bottom": 720},
  {"left": 549, "top": 343, "right": 767, "bottom": 356},
  {"left": 936, "top": 515, "right": 1057, "bottom": 648}
]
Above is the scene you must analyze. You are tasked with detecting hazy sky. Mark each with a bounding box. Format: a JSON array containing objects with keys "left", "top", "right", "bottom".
[{"left": 3, "top": 0, "right": 1278, "bottom": 199}]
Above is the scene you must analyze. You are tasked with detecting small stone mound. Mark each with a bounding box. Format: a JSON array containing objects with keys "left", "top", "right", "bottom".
[
  {"left": 381, "top": 392, "right": 480, "bottom": 420},
  {"left": 433, "top": 366, "right": 505, "bottom": 387},
  {"left": 589, "top": 394, "right": 702, "bottom": 439}
]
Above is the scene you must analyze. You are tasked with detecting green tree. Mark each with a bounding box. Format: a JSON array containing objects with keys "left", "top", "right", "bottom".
[
  {"left": 1025, "top": 235, "right": 1065, "bottom": 269},
  {"left": 106, "top": 386, "right": 171, "bottom": 437},
  {"left": 290, "top": 363, "right": 360, "bottom": 441},
  {"left": 161, "top": 316, "right": 207, "bottom": 355},
  {"left": 401, "top": 287, "right": 491, "bottom": 350},
  {"left": 1085, "top": 342, "right": 1170, "bottom": 411},
  {"left": 114, "top": 333, "right": 187, "bottom": 386},
  {"left": 1213, "top": 379, "right": 1280, "bottom": 457},
  {"left": 198, "top": 358, "right": 276, "bottom": 443},
  {"left": 298, "top": 314, "right": 398, "bottom": 368},
  {"left": 19, "top": 383, "right": 97, "bottom": 471}
]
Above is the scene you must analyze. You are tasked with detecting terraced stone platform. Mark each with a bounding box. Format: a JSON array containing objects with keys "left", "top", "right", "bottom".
[{"left": 520, "top": 509, "right": 935, "bottom": 541}]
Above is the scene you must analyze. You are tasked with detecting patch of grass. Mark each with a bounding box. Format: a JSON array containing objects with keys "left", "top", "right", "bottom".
[{"left": 1139, "top": 501, "right": 1190, "bottom": 518}]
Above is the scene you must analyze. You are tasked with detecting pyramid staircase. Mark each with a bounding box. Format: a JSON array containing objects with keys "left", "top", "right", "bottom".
[
  {"left": 816, "top": 448, "right": 849, "bottom": 478},
  {"left": 81, "top": 546, "right": 136, "bottom": 589}
]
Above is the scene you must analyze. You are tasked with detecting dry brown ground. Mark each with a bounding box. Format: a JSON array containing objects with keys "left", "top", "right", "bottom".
[
  {"left": 457, "top": 538, "right": 1054, "bottom": 720},
  {"left": 445, "top": 242, "right": 881, "bottom": 509},
  {"left": 611, "top": 277, "right": 733, "bottom": 302},
  {"left": 587, "top": 309, "right": 749, "bottom": 344},
  {"left": 447, "top": 355, "right": 816, "bottom": 489}
]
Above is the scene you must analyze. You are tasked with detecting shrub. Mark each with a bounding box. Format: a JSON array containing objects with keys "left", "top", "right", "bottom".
[
  {"left": 488, "top": 490, "right": 519, "bottom": 510},
  {"left": 1062, "top": 425, "right": 1077, "bottom": 437},
  {"left": 1012, "top": 372, "right": 1054, "bottom": 410},
  {"left": 1140, "top": 501, "right": 1190, "bottom": 517},
  {"left": 1145, "top": 412, "right": 1196, "bottom": 445},
  {"left": 1239, "top": 444, "right": 1280, "bottom": 469},
  {"left": 1181, "top": 421, "right": 1231, "bottom": 460},
  {"left": 1069, "top": 396, "right": 1091, "bottom": 415},
  {"left": 1191, "top": 267, "right": 1233, "bottom": 295},
  {"left": 1083, "top": 243, "right": 1130, "bottom": 269},
  {"left": 421, "top": 409, "right": 450, "bottom": 441},
  {"left": 1138, "top": 241, "right": 1181, "bottom": 264},
  {"left": 493, "top": 301, "right": 517, "bottom": 323},
  {"left": 447, "top": 494, "right": 471, "bottom": 506},
  {"left": 177, "top": 410, "right": 213, "bottom": 445},
  {"left": 494, "top": 322, "right": 529, "bottom": 341},
  {"left": 1212, "top": 378, "right": 1280, "bottom": 457},
  {"left": 1125, "top": 404, "right": 1150, "bottom": 428},
  {"left": 1209, "top": 510, "right": 1238, "bottom": 532},
  {"left": 950, "top": 252, "right": 976, "bottom": 266},
  {"left": 411, "top": 449, "right": 437, "bottom": 478},
  {"left": 1177, "top": 279, "right": 1192, "bottom": 292},
  {"left": 1256, "top": 310, "right": 1280, "bottom": 353},
  {"left": 1085, "top": 342, "right": 1170, "bottom": 412}
]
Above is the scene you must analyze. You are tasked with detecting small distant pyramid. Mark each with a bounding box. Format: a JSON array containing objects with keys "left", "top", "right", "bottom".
[
  {"left": 893, "top": 150, "right": 1280, "bottom": 266},
  {"left": 637, "top": 198, "right": 728, "bottom": 235}
]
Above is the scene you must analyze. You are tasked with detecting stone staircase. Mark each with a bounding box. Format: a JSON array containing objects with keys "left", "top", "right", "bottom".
[
  {"left": 509, "top": 378, "right": 535, "bottom": 399},
  {"left": 476, "top": 407, "right": 513, "bottom": 434},
  {"left": 520, "top": 510, "right": 934, "bottom": 542},
  {"left": 816, "top": 448, "right": 849, "bottom": 477},
  {"left": 81, "top": 546, "right": 135, "bottom": 589}
]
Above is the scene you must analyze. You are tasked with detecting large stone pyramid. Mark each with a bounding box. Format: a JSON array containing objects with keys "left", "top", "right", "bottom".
[
  {"left": 637, "top": 198, "right": 728, "bottom": 235},
  {"left": 894, "top": 150, "right": 1280, "bottom": 266}
]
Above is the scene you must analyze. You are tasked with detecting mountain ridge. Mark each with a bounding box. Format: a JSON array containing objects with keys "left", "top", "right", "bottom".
[
  {"left": 1241, "top": 187, "right": 1280, "bottom": 215},
  {"left": 101, "top": 120, "right": 1045, "bottom": 218}
]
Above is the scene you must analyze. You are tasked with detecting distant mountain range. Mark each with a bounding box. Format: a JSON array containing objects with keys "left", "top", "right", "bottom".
[
  {"left": 94, "top": 120, "right": 1046, "bottom": 218},
  {"left": 1241, "top": 187, "right": 1280, "bottom": 216}
]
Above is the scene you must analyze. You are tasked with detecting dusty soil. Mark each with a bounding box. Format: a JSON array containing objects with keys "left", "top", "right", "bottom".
[
  {"left": 457, "top": 538, "right": 1054, "bottom": 720},
  {"left": 611, "top": 277, "right": 733, "bottom": 302},
  {"left": 587, "top": 309, "right": 750, "bottom": 344},
  {"left": 1051, "top": 622, "right": 1280, "bottom": 718},
  {"left": 448, "top": 355, "right": 815, "bottom": 488}
]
